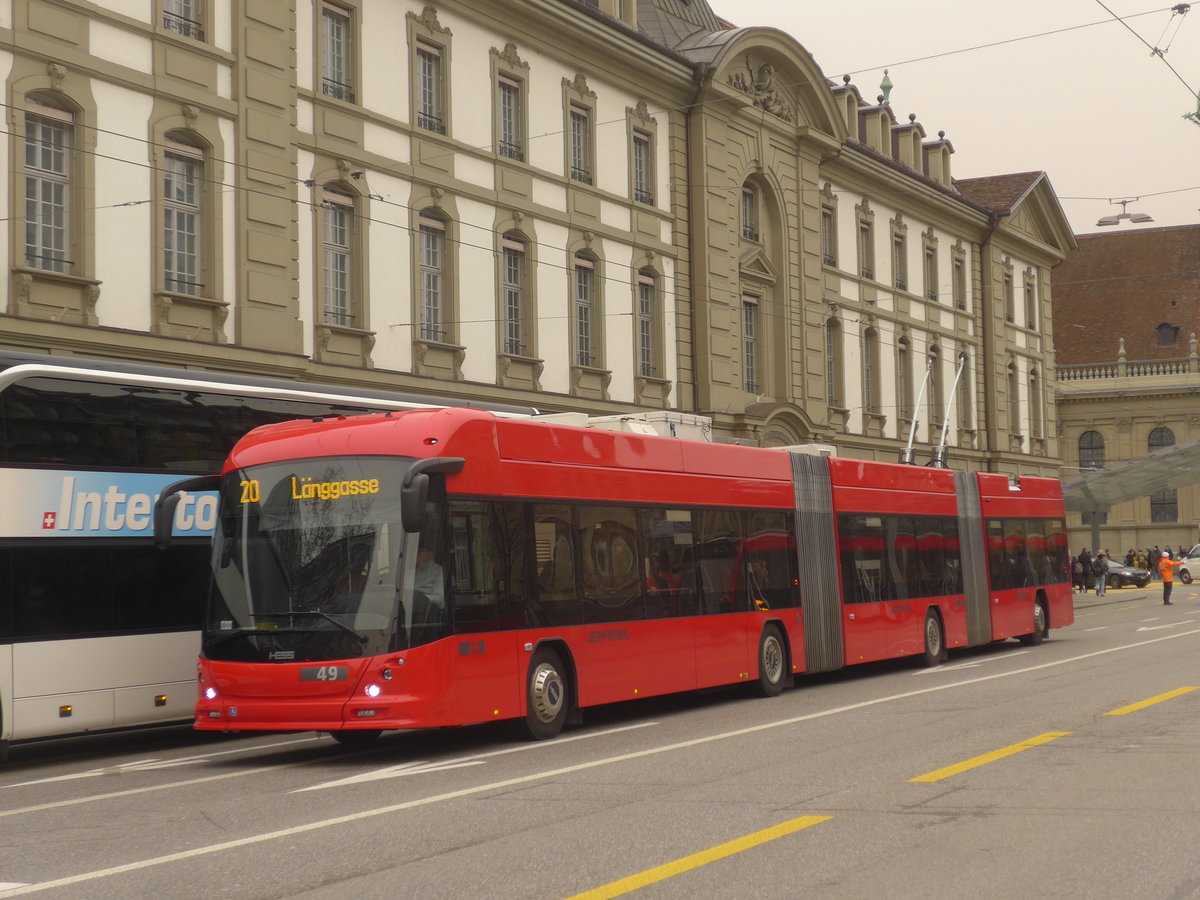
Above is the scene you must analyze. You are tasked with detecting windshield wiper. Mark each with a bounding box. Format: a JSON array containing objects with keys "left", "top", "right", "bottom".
[{"left": 256, "top": 611, "right": 369, "bottom": 644}]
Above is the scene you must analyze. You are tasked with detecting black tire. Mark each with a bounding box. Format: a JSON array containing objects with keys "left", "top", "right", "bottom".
[
  {"left": 1107, "top": 574, "right": 1123, "bottom": 589},
  {"left": 756, "top": 626, "right": 787, "bottom": 697},
  {"left": 1181, "top": 569, "right": 1193, "bottom": 585},
  {"left": 921, "top": 611, "right": 945, "bottom": 667},
  {"left": 328, "top": 729, "right": 382, "bottom": 748},
  {"left": 524, "top": 647, "right": 568, "bottom": 740},
  {"left": 1019, "top": 601, "right": 1047, "bottom": 646}
]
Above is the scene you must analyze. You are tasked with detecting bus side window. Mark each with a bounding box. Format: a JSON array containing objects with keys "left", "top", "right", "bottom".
[
  {"left": 533, "top": 504, "right": 581, "bottom": 626},
  {"left": 640, "top": 508, "right": 696, "bottom": 618},
  {"left": 580, "top": 506, "right": 642, "bottom": 625},
  {"left": 695, "top": 508, "right": 743, "bottom": 613}
]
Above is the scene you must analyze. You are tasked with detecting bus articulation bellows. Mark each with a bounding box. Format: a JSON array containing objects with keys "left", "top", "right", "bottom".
[{"left": 162, "top": 406, "right": 1073, "bottom": 744}]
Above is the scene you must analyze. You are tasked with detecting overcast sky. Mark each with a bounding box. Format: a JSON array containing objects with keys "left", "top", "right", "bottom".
[{"left": 707, "top": 0, "right": 1200, "bottom": 235}]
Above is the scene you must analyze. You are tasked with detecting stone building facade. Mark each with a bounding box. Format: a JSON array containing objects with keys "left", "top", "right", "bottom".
[
  {"left": 2, "top": 0, "right": 1073, "bottom": 475},
  {"left": 1053, "top": 224, "right": 1200, "bottom": 553}
]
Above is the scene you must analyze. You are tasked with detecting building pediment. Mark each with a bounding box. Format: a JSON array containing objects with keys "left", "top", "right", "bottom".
[{"left": 739, "top": 247, "right": 778, "bottom": 282}]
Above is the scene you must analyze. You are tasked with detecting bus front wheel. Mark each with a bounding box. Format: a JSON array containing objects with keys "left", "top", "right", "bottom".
[
  {"left": 757, "top": 626, "right": 787, "bottom": 697},
  {"left": 922, "top": 611, "right": 946, "bottom": 667},
  {"left": 1019, "top": 601, "right": 1047, "bottom": 646},
  {"left": 525, "top": 647, "right": 568, "bottom": 740}
]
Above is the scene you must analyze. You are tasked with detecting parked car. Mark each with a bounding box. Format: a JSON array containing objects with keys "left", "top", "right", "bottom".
[
  {"left": 1106, "top": 559, "right": 1151, "bottom": 589},
  {"left": 1177, "top": 544, "right": 1200, "bottom": 584}
]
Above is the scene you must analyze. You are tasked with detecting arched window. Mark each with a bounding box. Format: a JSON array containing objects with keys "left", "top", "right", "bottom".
[
  {"left": 1149, "top": 427, "right": 1177, "bottom": 522},
  {"left": 501, "top": 232, "right": 527, "bottom": 355},
  {"left": 321, "top": 185, "right": 356, "bottom": 326},
  {"left": 418, "top": 211, "right": 447, "bottom": 341},
  {"left": 1078, "top": 431, "right": 1105, "bottom": 469},
  {"left": 1007, "top": 362, "right": 1020, "bottom": 434},
  {"left": 741, "top": 182, "right": 759, "bottom": 241},
  {"left": 24, "top": 94, "right": 75, "bottom": 273},
  {"left": 637, "top": 269, "right": 658, "bottom": 378},
  {"left": 896, "top": 337, "right": 912, "bottom": 420},
  {"left": 162, "top": 131, "right": 204, "bottom": 295},
  {"left": 863, "top": 328, "right": 880, "bottom": 414},
  {"left": 825, "top": 319, "right": 843, "bottom": 407},
  {"left": 1029, "top": 368, "right": 1042, "bottom": 439}
]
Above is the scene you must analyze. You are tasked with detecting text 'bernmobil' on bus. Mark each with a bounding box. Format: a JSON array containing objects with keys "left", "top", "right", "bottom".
[{"left": 153, "top": 406, "right": 1073, "bottom": 746}]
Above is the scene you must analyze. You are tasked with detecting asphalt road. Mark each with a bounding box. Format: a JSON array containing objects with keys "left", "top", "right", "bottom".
[{"left": 3, "top": 583, "right": 1200, "bottom": 899}]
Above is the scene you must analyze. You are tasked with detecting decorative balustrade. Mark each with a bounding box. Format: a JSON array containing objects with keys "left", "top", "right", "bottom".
[{"left": 1057, "top": 355, "right": 1198, "bottom": 381}]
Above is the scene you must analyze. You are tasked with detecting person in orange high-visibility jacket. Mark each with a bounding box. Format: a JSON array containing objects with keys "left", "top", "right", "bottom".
[{"left": 1159, "top": 551, "right": 1184, "bottom": 605}]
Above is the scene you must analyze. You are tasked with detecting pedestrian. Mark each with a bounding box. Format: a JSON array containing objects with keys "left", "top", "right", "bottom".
[
  {"left": 1159, "top": 551, "right": 1184, "bottom": 605},
  {"left": 1152, "top": 546, "right": 1161, "bottom": 579},
  {"left": 1071, "top": 555, "right": 1084, "bottom": 592},
  {"left": 1092, "top": 552, "right": 1108, "bottom": 596},
  {"left": 1166, "top": 544, "right": 1175, "bottom": 560},
  {"left": 1125, "top": 549, "right": 1135, "bottom": 567},
  {"left": 1078, "top": 548, "right": 1093, "bottom": 593}
]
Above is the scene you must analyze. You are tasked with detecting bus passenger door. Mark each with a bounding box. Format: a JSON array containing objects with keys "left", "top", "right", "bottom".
[{"left": 838, "top": 520, "right": 890, "bottom": 665}]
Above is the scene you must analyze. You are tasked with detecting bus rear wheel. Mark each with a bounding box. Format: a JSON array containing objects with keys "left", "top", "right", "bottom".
[
  {"left": 329, "top": 729, "right": 382, "bottom": 748},
  {"left": 757, "top": 626, "right": 786, "bottom": 697},
  {"left": 1019, "top": 601, "right": 1047, "bottom": 646},
  {"left": 922, "top": 611, "right": 945, "bottom": 667},
  {"left": 524, "top": 647, "right": 568, "bottom": 740}
]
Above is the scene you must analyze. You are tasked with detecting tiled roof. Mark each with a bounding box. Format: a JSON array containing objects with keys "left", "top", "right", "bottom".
[
  {"left": 953, "top": 172, "right": 1043, "bottom": 213},
  {"left": 1052, "top": 224, "right": 1200, "bottom": 365},
  {"left": 636, "top": 0, "right": 722, "bottom": 49}
]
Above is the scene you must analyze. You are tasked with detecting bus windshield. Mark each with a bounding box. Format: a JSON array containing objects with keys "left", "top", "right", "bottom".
[{"left": 204, "top": 456, "right": 447, "bottom": 662}]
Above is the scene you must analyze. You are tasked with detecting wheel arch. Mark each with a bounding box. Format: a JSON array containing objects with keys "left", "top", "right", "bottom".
[
  {"left": 762, "top": 617, "right": 795, "bottom": 685},
  {"left": 526, "top": 638, "right": 578, "bottom": 713}
]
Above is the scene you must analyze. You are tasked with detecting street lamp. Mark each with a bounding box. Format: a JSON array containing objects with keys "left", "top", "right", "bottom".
[{"left": 1097, "top": 198, "right": 1154, "bottom": 226}]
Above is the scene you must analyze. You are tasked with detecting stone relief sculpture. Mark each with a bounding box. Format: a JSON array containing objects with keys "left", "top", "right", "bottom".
[{"left": 728, "top": 59, "right": 794, "bottom": 123}]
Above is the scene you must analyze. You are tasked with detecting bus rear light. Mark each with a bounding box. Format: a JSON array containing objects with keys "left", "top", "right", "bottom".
[
  {"left": 204, "top": 687, "right": 218, "bottom": 700},
  {"left": 155, "top": 695, "right": 167, "bottom": 707},
  {"left": 364, "top": 683, "right": 381, "bottom": 698}
]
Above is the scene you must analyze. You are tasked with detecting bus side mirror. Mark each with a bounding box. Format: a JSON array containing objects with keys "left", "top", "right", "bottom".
[
  {"left": 400, "top": 457, "right": 466, "bottom": 533},
  {"left": 153, "top": 475, "right": 221, "bottom": 550}
]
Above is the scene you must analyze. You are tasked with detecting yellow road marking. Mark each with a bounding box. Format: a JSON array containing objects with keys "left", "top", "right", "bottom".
[
  {"left": 564, "top": 814, "right": 831, "bottom": 899},
  {"left": 1105, "top": 686, "right": 1199, "bottom": 716},
  {"left": 909, "top": 732, "right": 1070, "bottom": 783}
]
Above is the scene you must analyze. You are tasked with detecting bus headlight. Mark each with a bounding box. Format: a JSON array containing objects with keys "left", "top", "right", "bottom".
[
  {"left": 204, "top": 687, "right": 218, "bottom": 700},
  {"left": 364, "top": 683, "right": 381, "bottom": 698}
]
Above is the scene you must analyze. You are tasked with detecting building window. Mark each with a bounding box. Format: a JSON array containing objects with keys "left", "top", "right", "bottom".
[
  {"left": 418, "top": 216, "right": 445, "bottom": 340},
  {"left": 821, "top": 206, "right": 837, "bottom": 267},
  {"left": 498, "top": 76, "right": 524, "bottom": 161},
  {"left": 163, "top": 0, "right": 204, "bottom": 40},
  {"left": 415, "top": 42, "right": 445, "bottom": 134},
  {"left": 637, "top": 271, "right": 656, "bottom": 378},
  {"left": 896, "top": 337, "right": 912, "bottom": 420},
  {"left": 929, "top": 348, "right": 944, "bottom": 429},
  {"left": 857, "top": 221, "right": 873, "bottom": 279},
  {"left": 741, "top": 185, "right": 759, "bottom": 241},
  {"left": 321, "top": 187, "right": 354, "bottom": 326},
  {"left": 163, "top": 137, "right": 203, "bottom": 295},
  {"left": 826, "top": 319, "right": 842, "bottom": 407},
  {"left": 1024, "top": 274, "right": 1037, "bottom": 329},
  {"left": 1157, "top": 322, "right": 1181, "bottom": 346},
  {"left": 24, "top": 99, "right": 73, "bottom": 274},
  {"left": 1078, "top": 430, "right": 1105, "bottom": 469},
  {"left": 863, "top": 328, "right": 880, "bottom": 414},
  {"left": 743, "top": 294, "right": 759, "bottom": 394},
  {"left": 1029, "top": 368, "right": 1042, "bottom": 439},
  {"left": 952, "top": 256, "right": 966, "bottom": 310},
  {"left": 502, "top": 235, "right": 525, "bottom": 355},
  {"left": 892, "top": 234, "right": 907, "bottom": 291},
  {"left": 574, "top": 255, "right": 595, "bottom": 366},
  {"left": 632, "top": 131, "right": 653, "bottom": 204},
  {"left": 320, "top": 3, "right": 355, "bottom": 103},
  {"left": 1007, "top": 363, "right": 1020, "bottom": 434},
  {"left": 569, "top": 105, "right": 592, "bottom": 184},
  {"left": 957, "top": 353, "right": 973, "bottom": 432},
  {"left": 924, "top": 247, "right": 937, "bottom": 301},
  {"left": 1003, "top": 272, "right": 1015, "bottom": 323},
  {"left": 1149, "top": 427, "right": 1177, "bottom": 522}
]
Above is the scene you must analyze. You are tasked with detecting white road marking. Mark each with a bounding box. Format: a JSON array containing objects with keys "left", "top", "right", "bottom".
[
  {"left": 1084, "top": 627, "right": 1108, "bottom": 632},
  {"left": 1137, "top": 620, "right": 1196, "bottom": 632},
  {"left": 912, "top": 649, "right": 1031, "bottom": 675},
  {"left": 5, "top": 736, "right": 321, "bottom": 788},
  {"left": 6, "top": 628, "right": 1200, "bottom": 896},
  {"left": 294, "top": 721, "right": 658, "bottom": 792}
]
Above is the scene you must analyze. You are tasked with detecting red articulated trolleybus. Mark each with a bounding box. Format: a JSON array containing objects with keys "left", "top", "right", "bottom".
[{"left": 155, "top": 407, "right": 1072, "bottom": 745}]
